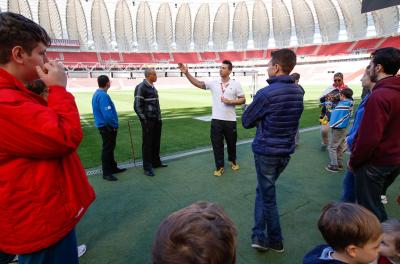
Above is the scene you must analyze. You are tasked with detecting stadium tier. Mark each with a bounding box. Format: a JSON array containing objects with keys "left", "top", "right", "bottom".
[
  {"left": 122, "top": 52, "right": 153, "bottom": 63},
  {"left": 379, "top": 35, "right": 400, "bottom": 48},
  {"left": 217, "top": 51, "right": 246, "bottom": 62},
  {"left": 51, "top": 36, "right": 400, "bottom": 66},
  {"left": 350, "top": 37, "right": 382, "bottom": 52},
  {"left": 199, "top": 52, "right": 219, "bottom": 61},
  {"left": 99, "top": 52, "right": 121, "bottom": 63},
  {"left": 172, "top": 52, "right": 201, "bottom": 64},
  {"left": 153, "top": 52, "right": 173, "bottom": 62},
  {"left": 316, "top": 42, "right": 354, "bottom": 56},
  {"left": 296, "top": 45, "right": 319, "bottom": 56},
  {"left": 245, "top": 50, "right": 265, "bottom": 60}
]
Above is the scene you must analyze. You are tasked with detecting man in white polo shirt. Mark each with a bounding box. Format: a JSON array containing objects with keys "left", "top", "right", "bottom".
[{"left": 178, "top": 60, "right": 246, "bottom": 176}]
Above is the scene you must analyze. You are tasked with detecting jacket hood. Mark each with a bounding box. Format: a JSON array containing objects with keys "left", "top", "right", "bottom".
[
  {"left": 303, "top": 245, "right": 346, "bottom": 264},
  {"left": 374, "top": 75, "right": 400, "bottom": 93}
]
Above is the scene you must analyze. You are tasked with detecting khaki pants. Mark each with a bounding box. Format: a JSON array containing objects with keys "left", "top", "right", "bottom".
[
  {"left": 328, "top": 128, "right": 347, "bottom": 166},
  {"left": 320, "top": 124, "right": 330, "bottom": 146}
]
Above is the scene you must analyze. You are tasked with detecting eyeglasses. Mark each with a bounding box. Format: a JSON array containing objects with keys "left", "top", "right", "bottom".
[{"left": 334, "top": 79, "right": 342, "bottom": 82}]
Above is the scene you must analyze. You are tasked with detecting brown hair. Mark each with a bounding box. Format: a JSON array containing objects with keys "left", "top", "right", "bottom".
[
  {"left": 222, "top": 60, "right": 233, "bottom": 71},
  {"left": 270, "top": 48, "right": 297, "bottom": 74},
  {"left": 318, "top": 202, "right": 381, "bottom": 252},
  {"left": 152, "top": 202, "right": 237, "bottom": 264},
  {"left": 382, "top": 219, "right": 400, "bottom": 252},
  {"left": 290, "top": 72, "right": 301, "bottom": 81},
  {"left": 334, "top": 72, "right": 344, "bottom": 79},
  {"left": 340, "top": 88, "right": 353, "bottom": 99},
  {"left": 371, "top": 47, "right": 400, "bottom": 75},
  {"left": 0, "top": 12, "right": 51, "bottom": 64}
]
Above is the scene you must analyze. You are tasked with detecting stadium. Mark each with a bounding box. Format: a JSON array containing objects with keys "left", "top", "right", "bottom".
[{"left": 0, "top": 0, "right": 400, "bottom": 263}]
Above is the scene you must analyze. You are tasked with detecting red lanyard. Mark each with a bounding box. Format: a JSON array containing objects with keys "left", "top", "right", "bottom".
[{"left": 220, "top": 82, "right": 229, "bottom": 95}]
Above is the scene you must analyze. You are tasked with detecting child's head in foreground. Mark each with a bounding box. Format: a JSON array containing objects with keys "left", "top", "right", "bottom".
[
  {"left": 318, "top": 202, "right": 382, "bottom": 264},
  {"left": 380, "top": 219, "right": 400, "bottom": 263},
  {"left": 152, "top": 201, "right": 237, "bottom": 264}
]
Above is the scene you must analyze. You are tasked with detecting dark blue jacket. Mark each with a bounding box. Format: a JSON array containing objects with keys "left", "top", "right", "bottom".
[
  {"left": 242, "top": 75, "right": 304, "bottom": 156},
  {"left": 303, "top": 245, "right": 347, "bottom": 264},
  {"left": 346, "top": 92, "right": 370, "bottom": 148}
]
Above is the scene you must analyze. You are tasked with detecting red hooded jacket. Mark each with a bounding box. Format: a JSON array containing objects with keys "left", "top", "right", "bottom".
[
  {"left": 0, "top": 68, "right": 95, "bottom": 254},
  {"left": 350, "top": 76, "right": 400, "bottom": 169}
]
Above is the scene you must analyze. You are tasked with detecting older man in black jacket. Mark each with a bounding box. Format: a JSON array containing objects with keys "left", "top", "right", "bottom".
[{"left": 134, "top": 68, "right": 167, "bottom": 176}]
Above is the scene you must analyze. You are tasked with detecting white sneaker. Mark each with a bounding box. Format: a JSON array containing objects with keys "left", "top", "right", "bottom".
[
  {"left": 11, "top": 255, "right": 18, "bottom": 262},
  {"left": 77, "top": 244, "right": 87, "bottom": 258},
  {"left": 381, "top": 195, "right": 388, "bottom": 204}
]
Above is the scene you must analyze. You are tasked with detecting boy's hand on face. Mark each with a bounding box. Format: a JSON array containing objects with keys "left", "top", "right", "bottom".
[{"left": 36, "top": 61, "right": 67, "bottom": 88}]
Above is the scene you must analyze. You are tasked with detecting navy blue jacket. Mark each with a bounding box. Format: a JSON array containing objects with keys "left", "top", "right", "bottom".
[
  {"left": 242, "top": 75, "right": 304, "bottom": 156},
  {"left": 303, "top": 245, "right": 347, "bottom": 264}
]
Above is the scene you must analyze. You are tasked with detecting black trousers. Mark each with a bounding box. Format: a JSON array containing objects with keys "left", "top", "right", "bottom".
[
  {"left": 98, "top": 126, "right": 118, "bottom": 176},
  {"left": 140, "top": 119, "right": 162, "bottom": 171},
  {"left": 210, "top": 119, "right": 237, "bottom": 169},
  {"left": 355, "top": 164, "right": 399, "bottom": 222}
]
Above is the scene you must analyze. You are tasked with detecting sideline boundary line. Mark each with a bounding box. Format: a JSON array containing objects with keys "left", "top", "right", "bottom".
[{"left": 86, "top": 125, "right": 321, "bottom": 176}]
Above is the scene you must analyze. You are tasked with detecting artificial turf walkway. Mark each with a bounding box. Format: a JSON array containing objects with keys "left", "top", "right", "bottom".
[{"left": 76, "top": 129, "right": 400, "bottom": 264}]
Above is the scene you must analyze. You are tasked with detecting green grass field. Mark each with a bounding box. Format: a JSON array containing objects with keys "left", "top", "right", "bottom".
[{"left": 75, "top": 84, "right": 362, "bottom": 168}]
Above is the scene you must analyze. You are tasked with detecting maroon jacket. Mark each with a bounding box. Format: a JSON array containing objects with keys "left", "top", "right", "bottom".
[{"left": 350, "top": 76, "right": 400, "bottom": 169}]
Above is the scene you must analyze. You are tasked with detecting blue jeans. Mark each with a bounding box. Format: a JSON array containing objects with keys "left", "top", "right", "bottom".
[
  {"left": 252, "top": 153, "right": 290, "bottom": 243},
  {"left": 341, "top": 170, "right": 356, "bottom": 203},
  {"left": 18, "top": 229, "right": 78, "bottom": 264}
]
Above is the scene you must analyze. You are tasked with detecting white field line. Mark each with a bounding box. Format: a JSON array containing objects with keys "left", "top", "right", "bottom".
[
  {"left": 80, "top": 115, "right": 91, "bottom": 127},
  {"left": 85, "top": 125, "right": 321, "bottom": 176}
]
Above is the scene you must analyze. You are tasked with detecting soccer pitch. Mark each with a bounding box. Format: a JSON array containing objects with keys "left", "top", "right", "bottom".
[{"left": 75, "top": 84, "right": 362, "bottom": 169}]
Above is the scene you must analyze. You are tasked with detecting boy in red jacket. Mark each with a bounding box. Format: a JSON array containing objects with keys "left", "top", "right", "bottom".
[{"left": 0, "top": 12, "right": 95, "bottom": 264}]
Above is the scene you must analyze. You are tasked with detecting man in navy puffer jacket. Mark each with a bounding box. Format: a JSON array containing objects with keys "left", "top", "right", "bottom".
[{"left": 242, "top": 49, "right": 304, "bottom": 253}]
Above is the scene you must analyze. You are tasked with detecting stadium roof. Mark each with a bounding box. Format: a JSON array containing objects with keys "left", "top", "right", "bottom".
[{"left": 0, "top": 0, "right": 399, "bottom": 51}]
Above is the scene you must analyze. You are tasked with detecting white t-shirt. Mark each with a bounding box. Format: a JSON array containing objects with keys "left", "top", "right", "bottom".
[{"left": 204, "top": 78, "right": 244, "bottom": 121}]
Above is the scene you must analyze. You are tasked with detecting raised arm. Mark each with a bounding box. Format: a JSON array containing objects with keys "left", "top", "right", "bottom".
[{"left": 177, "top": 63, "right": 206, "bottom": 90}]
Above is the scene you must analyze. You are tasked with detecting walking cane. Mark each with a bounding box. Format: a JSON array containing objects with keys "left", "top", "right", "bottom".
[{"left": 127, "top": 120, "right": 136, "bottom": 166}]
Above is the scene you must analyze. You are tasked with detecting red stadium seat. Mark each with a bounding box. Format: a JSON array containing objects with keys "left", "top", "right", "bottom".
[
  {"left": 317, "top": 42, "right": 353, "bottom": 56},
  {"left": 63, "top": 52, "right": 99, "bottom": 63},
  {"left": 46, "top": 52, "right": 63, "bottom": 61},
  {"left": 153, "top": 52, "right": 172, "bottom": 62},
  {"left": 378, "top": 36, "right": 400, "bottom": 49},
  {"left": 172, "top": 52, "right": 201, "bottom": 64},
  {"left": 122, "top": 53, "right": 154, "bottom": 63},
  {"left": 218, "top": 51, "right": 246, "bottom": 62},
  {"left": 199, "top": 52, "right": 219, "bottom": 62},
  {"left": 246, "top": 50, "right": 265, "bottom": 60},
  {"left": 296, "top": 45, "right": 318, "bottom": 56},
  {"left": 99, "top": 52, "right": 122, "bottom": 63},
  {"left": 351, "top": 38, "right": 381, "bottom": 52}
]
